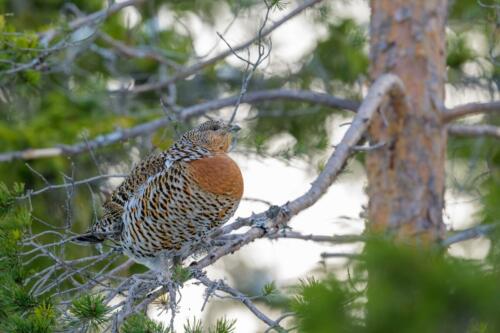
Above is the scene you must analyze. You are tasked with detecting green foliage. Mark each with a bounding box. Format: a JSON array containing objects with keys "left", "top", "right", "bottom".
[
  {"left": 0, "top": 27, "right": 40, "bottom": 83},
  {"left": 122, "top": 313, "right": 170, "bottom": 333},
  {"left": 291, "top": 277, "right": 359, "bottom": 333},
  {"left": 69, "top": 294, "right": 111, "bottom": 332},
  {"left": 0, "top": 184, "right": 59, "bottom": 333},
  {"left": 290, "top": 238, "right": 500, "bottom": 333},
  {"left": 207, "top": 317, "right": 237, "bottom": 333},
  {"left": 364, "top": 240, "right": 500, "bottom": 333},
  {"left": 0, "top": 182, "right": 24, "bottom": 216},
  {"left": 447, "top": 132, "right": 500, "bottom": 264},
  {"left": 262, "top": 280, "right": 277, "bottom": 296},
  {"left": 307, "top": 18, "right": 368, "bottom": 85},
  {"left": 0, "top": 1, "right": 499, "bottom": 332},
  {"left": 184, "top": 317, "right": 204, "bottom": 333},
  {"left": 183, "top": 317, "right": 236, "bottom": 333},
  {"left": 172, "top": 264, "right": 192, "bottom": 284},
  {"left": 447, "top": 34, "right": 476, "bottom": 70}
]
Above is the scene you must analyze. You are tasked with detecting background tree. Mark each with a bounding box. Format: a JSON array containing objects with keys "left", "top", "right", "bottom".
[{"left": 0, "top": 0, "right": 499, "bottom": 332}]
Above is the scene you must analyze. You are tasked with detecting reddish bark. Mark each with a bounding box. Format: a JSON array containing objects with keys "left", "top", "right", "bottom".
[{"left": 366, "top": 1, "right": 448, "bottom": 242}]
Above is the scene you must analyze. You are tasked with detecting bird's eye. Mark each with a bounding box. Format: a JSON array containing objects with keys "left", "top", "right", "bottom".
[{"left": 210, "top": 124, "right": 220, "bottom": 131}]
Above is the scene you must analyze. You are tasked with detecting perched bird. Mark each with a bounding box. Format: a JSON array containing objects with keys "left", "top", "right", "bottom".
[{"left": 76, "top": 120, "right": 243, "bottom": 271}]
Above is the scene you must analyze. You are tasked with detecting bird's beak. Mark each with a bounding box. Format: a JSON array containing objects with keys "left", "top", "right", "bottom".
[{"left": 229, "top": 124, "right": 241, "bottom": 133}]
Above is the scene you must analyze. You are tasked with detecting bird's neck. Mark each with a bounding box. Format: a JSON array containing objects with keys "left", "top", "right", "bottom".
[{"left": 163, "top": 141, "right": 213, "bottom": 163}]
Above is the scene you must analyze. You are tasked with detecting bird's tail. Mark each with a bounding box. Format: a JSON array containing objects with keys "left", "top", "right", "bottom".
[{"left": 73, "top": 233, "right": 105, "bottom": 244}]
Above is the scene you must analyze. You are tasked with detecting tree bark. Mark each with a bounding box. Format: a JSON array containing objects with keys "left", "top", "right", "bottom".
[{"left": 366, "top": 1, "right": 448, "bottom": 242}]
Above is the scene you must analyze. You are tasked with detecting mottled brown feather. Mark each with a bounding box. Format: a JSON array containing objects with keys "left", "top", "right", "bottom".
[{"left": 83, "top": 120, "right": 244, "bottom": 270}]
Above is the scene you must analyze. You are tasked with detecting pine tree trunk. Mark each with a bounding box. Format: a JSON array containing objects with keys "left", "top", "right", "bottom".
[{"left": 366, "top": 1, "right": 448, "bottom": 242}]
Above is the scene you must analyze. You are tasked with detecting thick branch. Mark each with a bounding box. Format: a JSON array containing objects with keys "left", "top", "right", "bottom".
[
  {"left": 4, "top": 87, "right": 495, "bottom": 164},
  {"left": 0, "top": 89, "right": 357, "bottom": 163},
  {"left": 443, "top": 101, "right": 500, "bottom": 122},
  {"left": 120, "top": 0, "right": 323, "bottom": 94},
  {"left": 193, "top": 74, "right": 407, "bottom": 270},
  {"left": 448, "top": 124, "right": 500, "bottom": 139}
]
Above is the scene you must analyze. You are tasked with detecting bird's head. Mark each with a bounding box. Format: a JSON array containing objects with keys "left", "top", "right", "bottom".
[{"left": 181, "top": 120, "right": 241, "bottom": 153}]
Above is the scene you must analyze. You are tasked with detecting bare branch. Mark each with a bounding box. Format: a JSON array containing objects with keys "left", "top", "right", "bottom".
[
  {"left": 192, "top": 74, "right": 407, "bottom": 270},
  {"left": 448, "top": 124, "right": 500, "bottom": 139},
  {"left": 21, "top": 74, "right": 406, "bottom": 330},
  {"left": 196, "top": 274, "right": 282, "bottom": 330},
  {"left": 267, "top": 230, "right": 365, "bottom": 243},
  {"left": 320, "top": 252, "right": 360, "bottom": 259},
  {"left": 97, "top": 31, "right": 181, "bottom": 69},
  {"left": 120, "top": 0, "right": 323, "bottom": 94},
  {"left": 442, "top": 223, "right": 498, "bottom": 247},
  {"left": 17, "top": 174, "right": 127, "bottom": 200},
  {"left": 224, "top": 0, "right": 274, "bottom": 123},
  {"left": 443, "top": 101, "right": 500, "bottom": 122},
  {"left": 0, "top": 89, "right": 358, "bottom": 163}
]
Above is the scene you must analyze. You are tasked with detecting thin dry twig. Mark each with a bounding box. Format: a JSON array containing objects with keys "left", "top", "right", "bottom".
[
  {"left": 267, "top": 230, "right": 365, "bottom": 243},
  {"left": 17, "top": 174, "right": 127, "bottom": 199},
  {"left": 120, "top": 0, "right": 323, "bottom": 94},
  {"left": 224, "top": 0, "right": 274, "bottom": 123},
  {"left": 197, "top": 274, "right": 282, "bottom": 330}
]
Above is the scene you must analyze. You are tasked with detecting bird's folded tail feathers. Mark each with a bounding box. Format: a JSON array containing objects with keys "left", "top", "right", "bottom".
[{"left": 73, "top": 233, "right": 105, "bottom": 244}]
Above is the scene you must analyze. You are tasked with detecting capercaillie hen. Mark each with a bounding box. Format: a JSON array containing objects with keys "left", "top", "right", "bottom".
[{"left": 76, "top": 120, "right": 243, "bottom": 271}]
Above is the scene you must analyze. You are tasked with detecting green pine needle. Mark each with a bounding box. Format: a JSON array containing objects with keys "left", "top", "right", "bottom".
[
  {"left": 208, "top": 317, "right": 237, "bottom": 333},
  {"left": 122, "top": 313, "right": 170, "bottom": 333},
  {"left": 184, "top": 317, "right": 203, "bottom": 333},
  {"left": 172, "top": 265, "right": 192, "bottom": 284},
  {"left": 69, "top": 294, "right": 110, "bottom": 331},
  {"left": 262, "top": 281, "right": 277, "bottom": 296}
]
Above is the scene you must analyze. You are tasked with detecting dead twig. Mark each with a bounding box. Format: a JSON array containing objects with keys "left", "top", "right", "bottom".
[{"left": 122, "top": 0, "right": 323, "bottom": 94}]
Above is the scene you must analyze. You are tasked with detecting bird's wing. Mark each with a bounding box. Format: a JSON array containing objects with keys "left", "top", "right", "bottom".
[
  {"left": 121, "top": 161, "right": 191, "bottom": 250},
  {"left": 78, "top": 153, "right": 170, "bottom": 242},
  {"left": 110, "top": 152, "right": 168, "bottom": 206}
]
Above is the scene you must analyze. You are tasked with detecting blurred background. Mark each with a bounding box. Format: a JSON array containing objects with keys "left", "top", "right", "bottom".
[{"left": 0, "top": 0, "right": 499, "bottom": 332}]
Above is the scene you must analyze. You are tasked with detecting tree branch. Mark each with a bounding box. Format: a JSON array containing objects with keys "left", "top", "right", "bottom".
[
  {"left": 442, "top": 223, "right": 498, "bottom": 247},
  {"left": 118, "top": 0, "right": 323, "bottom": 94},
  {"left": 0, "top": 89, "right": 357, "bottom": 163},
  {"left": 448, "top": 124, "right": 500, "bottom": 139},
  {"left": 6, "top": 86, "right": 495, "bottom": 164},
  {"left": 192, "top": 74, "right": 407, "bottom": 270},
  {"left": 22, "top": 74, "right": 407, "bottom": 330},
  {"left": 443, "top": 101, "right": 500, "bottom": 122},
  {"left": 17, "top": 174, "right": 127, "bottom": 200},
  {"left": 266, "top": 230, "right": 365, "bottom": 243},
  {"left": 197, "top": 274, "right": 282, "bottom": 330},
  {"left": 97, "top": 32, "right": 181, "bottom": 69}
]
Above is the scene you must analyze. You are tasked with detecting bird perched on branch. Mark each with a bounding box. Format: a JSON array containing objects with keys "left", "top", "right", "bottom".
[{"left": 76, "top": 120, "right": 243, "bottom": 271}]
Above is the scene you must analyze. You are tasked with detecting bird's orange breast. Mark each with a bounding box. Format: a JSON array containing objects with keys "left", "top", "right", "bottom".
[{"left": 186, "top": 154, "right": 243, "bottom": 199}]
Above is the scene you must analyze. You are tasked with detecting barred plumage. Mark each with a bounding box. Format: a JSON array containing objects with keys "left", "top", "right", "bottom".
[{"left": 76, "top": 120, "right": 243, "bottom": 270}]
